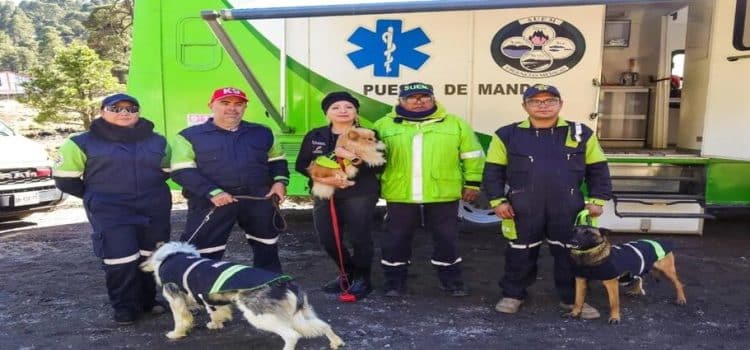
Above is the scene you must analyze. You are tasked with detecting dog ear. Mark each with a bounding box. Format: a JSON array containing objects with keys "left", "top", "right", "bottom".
[
  {"left": 599, "top": 227, "right": 612, "bottom": 237},
  {"left": 347, "top": 129, "right": 360, "bottom": 141}
]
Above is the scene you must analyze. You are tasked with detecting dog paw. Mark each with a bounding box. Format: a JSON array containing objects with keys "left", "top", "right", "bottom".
[
  {"left": 562, "top": 311, "right": 580, "bottom": 319},
  {"left": 166, "top": 331, "right": 186, "bottom": 339},
  {"left": 206, "top": 321, "right": 224, "bottom": 330},
  {"left": 607, "top": 317, "right": 621, "bottom": 325},
  {"left": 626, "top": 290, "right": 645, "bottom": 297},
  {"left": 675, "top": 298, "right": 687, "bottom": 306},
  {"left": 330, "top": 339, "right": 345, "bottom": 349}
]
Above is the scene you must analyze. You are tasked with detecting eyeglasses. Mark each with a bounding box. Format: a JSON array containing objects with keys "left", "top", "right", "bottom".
[
  {"left": 403, "top": 95, "right": 434, "bottom": 103},
  {"left": 525, "top": 98, "right": 560, "bottom": 107},
  {"left": 104, "top": 105, "right": 139, "bottom": 113}
]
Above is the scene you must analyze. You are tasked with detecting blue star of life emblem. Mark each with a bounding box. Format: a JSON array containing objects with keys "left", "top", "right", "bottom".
[{"left": 347, "top": 19, "right": 431, "bottom": 77}]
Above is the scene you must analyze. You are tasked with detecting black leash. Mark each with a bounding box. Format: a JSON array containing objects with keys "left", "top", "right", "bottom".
[{"left": 184, "top": 194, "right": 286, "bottom": 244}]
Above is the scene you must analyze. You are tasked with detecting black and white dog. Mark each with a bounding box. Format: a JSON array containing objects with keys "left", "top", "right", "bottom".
[{"left": 140, "top": 241, "right": 344, "bottom": 350}]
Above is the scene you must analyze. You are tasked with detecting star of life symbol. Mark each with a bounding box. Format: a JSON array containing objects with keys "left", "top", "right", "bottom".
[{"left": 347, "top": 19, "right": 431, "bottom": 77}]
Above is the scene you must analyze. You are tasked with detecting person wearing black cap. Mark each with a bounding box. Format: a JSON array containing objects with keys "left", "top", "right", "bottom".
[
  {"left": 374, "top": 82, "right": 485, "bottom": 297},
  {"left": 53, "top": 93, "right": 171, "bottom": 325},
  {"left": 295, "top": 91, "right": 383, "bottom": 299},
  {"left": 483, "top": 83, "right": 612, "bottom": 318}
]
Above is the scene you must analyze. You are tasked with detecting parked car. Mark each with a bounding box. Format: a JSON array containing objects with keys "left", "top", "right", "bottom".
[{"left": 0, "top": 120, "right": 64, "bottom": 221}]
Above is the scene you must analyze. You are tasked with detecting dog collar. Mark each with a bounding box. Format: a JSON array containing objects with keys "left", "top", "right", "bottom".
[{"left": 571, "top": 242, "right": 605, "bottom": 255}]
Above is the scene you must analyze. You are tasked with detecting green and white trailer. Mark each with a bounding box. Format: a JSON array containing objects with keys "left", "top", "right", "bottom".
[{"left": 129, "top": 0, "right": 750, "bottom": 234}]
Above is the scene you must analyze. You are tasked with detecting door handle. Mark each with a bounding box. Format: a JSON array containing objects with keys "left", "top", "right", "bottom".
[{"left": 727, "top": 54, "right": 750, "bottom": 62}]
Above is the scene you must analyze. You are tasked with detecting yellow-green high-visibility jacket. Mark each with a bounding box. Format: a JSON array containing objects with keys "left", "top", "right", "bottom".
[{"left": 373, "top": 103, "right": 485, "bottom": 203}]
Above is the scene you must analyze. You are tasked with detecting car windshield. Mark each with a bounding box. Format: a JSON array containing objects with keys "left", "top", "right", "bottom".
[{"left": 0, "top": 120, "right": 15, "bottom": 136}]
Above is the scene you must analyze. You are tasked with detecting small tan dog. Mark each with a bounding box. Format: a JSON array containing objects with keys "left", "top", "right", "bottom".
[{"left": 307, "top": 127, "right": 385, "bottom": 199}]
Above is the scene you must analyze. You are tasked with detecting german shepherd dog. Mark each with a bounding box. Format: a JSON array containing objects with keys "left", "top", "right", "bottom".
[
  {"left": 565, "top": 226, "right": 687, "bottom": 324},
  {"left": 140, "top": 242, "right": 345, "bottom": 350}
]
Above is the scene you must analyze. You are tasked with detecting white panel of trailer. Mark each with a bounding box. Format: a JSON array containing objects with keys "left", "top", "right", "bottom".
[
  {"left": 598, "top": 200, "right": 704, "bottom": 235},
  {"left": 248, "top": 5, "right": 605, "bottom": 135}
]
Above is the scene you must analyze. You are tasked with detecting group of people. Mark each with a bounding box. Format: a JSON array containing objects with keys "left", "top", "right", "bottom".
[{"left": 53, "top": 82, "right": 612, "bottom": 325}]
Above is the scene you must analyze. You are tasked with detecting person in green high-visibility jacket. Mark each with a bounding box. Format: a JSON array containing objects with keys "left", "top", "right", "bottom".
[{"left": 374, "top": 82, "right": 485, "bottom": 298}]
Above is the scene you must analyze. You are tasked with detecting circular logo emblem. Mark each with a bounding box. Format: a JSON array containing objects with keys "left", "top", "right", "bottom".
[{"left": 491, "top": 17, "right": 585, "bottom": 78}]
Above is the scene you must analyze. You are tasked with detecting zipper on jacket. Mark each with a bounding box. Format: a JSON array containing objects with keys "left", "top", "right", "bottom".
[{"left": 528, "top": 155, "right": 534, "bottom": 163}]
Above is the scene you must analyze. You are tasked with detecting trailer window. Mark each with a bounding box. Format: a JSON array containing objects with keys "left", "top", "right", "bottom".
[{"left": 735, "top": 0, "right": 750, "bottom": 50}]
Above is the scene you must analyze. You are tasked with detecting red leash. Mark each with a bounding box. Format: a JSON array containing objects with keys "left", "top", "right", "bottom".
[{"left": 330, "top": 158, "right": 356, "bottom": 303}]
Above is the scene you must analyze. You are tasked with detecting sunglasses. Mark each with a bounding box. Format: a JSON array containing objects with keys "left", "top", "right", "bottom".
[{"left": 104, "top": 105, "right": 140, "bottom": 113}]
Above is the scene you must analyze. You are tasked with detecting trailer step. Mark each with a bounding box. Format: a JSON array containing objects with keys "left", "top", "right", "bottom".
[
  {"left": 611, "top": 193, "right": 715, "bottom": 220},
  {"left": 613, "top": 211, "right": 715, "bottom": 219}
]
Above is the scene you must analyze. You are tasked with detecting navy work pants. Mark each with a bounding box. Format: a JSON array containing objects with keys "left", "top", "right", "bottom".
[
  {"left": 381, "top": 201, "right": 463, "bottom": 289},
  {"left": 313, "top": 194, "right": 378, "bottom": 280},
  {"left": 500, "top": 188, "right": 585, "bottom": 304},
  {"left": 85, "top": 188, "right": 171, "bottom": 314},
  {"left": 181, "top": 191, "right": 282, "bottom": 273}
]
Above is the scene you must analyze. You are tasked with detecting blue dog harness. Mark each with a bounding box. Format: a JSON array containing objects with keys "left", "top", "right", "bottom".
[
  {"left": 573, "top": 239, "right": 672, "bottom": 280},
  {"left": 158, "top": 253, "right": 292, "bottom": 305}
]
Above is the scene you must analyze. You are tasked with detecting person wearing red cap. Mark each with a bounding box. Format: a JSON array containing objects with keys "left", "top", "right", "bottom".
[
  {"left": 483, "top": 83, "right": 612, "bottom": 317},
  {"left": 295, "top": 91, "right": 384, "bottom": 299},
  {"left": 170, "top": 87, "right": 289, "bottom": 273}
]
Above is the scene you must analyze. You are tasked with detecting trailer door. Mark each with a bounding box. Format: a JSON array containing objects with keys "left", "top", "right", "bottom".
[{"left": 690, "top": 0, "right": 750, "bottom": 161}]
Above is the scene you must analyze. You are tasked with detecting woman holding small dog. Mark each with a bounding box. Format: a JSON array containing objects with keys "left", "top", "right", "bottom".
[
  {"left": 53, "top": 93, "right": 171, "bottom": 325},
  {"left": 295, "top": 91, "right": 384, "bottom": 299}
]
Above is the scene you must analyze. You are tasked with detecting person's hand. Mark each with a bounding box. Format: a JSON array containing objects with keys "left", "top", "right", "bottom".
[
  {"left": 586, "top": 203, "right": 604, "bottom": 217},
  {"left": 210, "top": 192, "right": 237, "bottom": 207},
  {"left": 493, "top": 202, "right": 515, "bottom": 219},
  {"left": 311, "top": 175, "right": 353, "bottom": 189},
  {"left": 266, "top": 182, "right": 287, "bottom": 203},
  {"left": 462, "top": 187, "right": 480, "bottom": 202}
]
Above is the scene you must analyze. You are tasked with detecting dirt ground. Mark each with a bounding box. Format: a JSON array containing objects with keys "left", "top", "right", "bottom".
[{"left": 1, "top": 204, "right": 749, "bottom": 350}]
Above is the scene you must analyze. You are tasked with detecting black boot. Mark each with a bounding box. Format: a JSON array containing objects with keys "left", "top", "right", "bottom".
[
  {"left": 113, "top": 308, "right": 138, "bottom": 325},
  {"left": 321, "top": 274, "right": 348, "bottom": 294},
  {"left": 349, "top": 268, "right": 373, "bottom": 299},
  {"left": 383, "top": 265, "right": 407, "bottom": 297}
]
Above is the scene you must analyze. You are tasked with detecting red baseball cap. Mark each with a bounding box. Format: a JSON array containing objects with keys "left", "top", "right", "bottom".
[{"left": 209, "top": 87, "right": 248, "bottom": 104}]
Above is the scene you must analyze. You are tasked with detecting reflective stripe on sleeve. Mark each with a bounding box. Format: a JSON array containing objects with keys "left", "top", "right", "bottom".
[
  {"left": 171, "top": 161, "right": 197, "bottom": 171},
  {"left": 460, "top": 150, "right": 483, "bottom": 159},
  {"left": 52, "top": 169, "right": 83, "bottom": 178}
]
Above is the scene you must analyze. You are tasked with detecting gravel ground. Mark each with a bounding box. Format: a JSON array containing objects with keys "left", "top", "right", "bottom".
[{"left": 1, "top": 204, "right": 749, "bottom": 350}]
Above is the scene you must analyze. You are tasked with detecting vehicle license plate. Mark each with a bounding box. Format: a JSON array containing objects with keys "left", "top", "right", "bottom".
[{"left": 14, "top": 191, "right": 40, "bottom": 206}]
